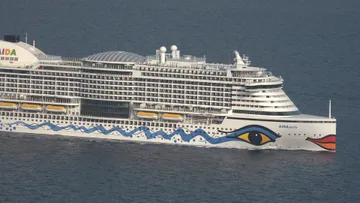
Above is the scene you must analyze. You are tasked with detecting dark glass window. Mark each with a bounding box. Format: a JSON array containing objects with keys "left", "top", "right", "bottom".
[
  {"left": 245, "top": 84, "right": 283, "bottom": 89},
  {"left": 81, "top": 99, "right": 129, "bottom": 118}
]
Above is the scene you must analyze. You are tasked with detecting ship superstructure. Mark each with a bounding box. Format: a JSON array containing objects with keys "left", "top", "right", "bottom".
[{"left": 0, "top": 35, "right": 336, "bottom": 151}]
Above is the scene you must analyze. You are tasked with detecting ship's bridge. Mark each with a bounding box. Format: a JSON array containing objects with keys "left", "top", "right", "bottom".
[{"left": 82, "top": 51, "right": 146, "bottom": 64}]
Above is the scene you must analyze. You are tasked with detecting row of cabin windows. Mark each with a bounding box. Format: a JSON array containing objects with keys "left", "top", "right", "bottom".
[
  {"left": 143, "top": 88, "right": 229, "bottom": 94},
  {"left": 0, "top": 79, "right": 232, "bottom": 94},
  {"left": 82, "top": 75, "right": 132, "bottom": 80},
  {"left": 2, "top": 86, "right": 230, "bottom": 96},
  {"left": 136, "top": 88, "right": 230, "bottom": 93},
  {"left": 143, "top": 72, "right": 232, "bottom": 81},
  {"left": 0, "top": 72, "right": 131, "bottom": 81},
  {"left": 0, "top": 88, "right": 230, "bottom": 99},
  {"left": 137, "top": 66, "right": 227, "bottom": 76},
  {"left": 80, "top": 87, "right": 230, "bottom": 94},
  {"left": 232, "top": 99, "right": 290, "bottom": 103},
  {"left": 0, "top": 111, "right": 232, "bottom": 131},
  {"left": 146, "top": 94, "right": 230, "bottom": 99},
  {"left": 0, "top": 74, "right": 231, "bottom": 89},
  {"left": 82, "top": 85, "right": 132, "bottom": 90},
  {"left": 0, "top": 57, "right": 18, "bottom": 61},
  {"left": 0, "top": 95, "right": 75, "bottom": 103},
  {"left": 233, "top": 94, "right": 286, "bottom": 98},
  {"left": 0, "top": 79, "right": 80, "bottom": 86},
  {"left": 232, "top": 104, "right": 296, "bottom": 108},
  {"left": 1, "top": 88, "right": 80, "bottom": 96},
  {"left": 136, "top": 79, "right": 231, "bottom": 87},
  {"left": 0, "top": 92, "right": 230, "bottom": 103},
  {"left": 0, "top": 78, "right": 79, "bottom": 84},
  {"left": 0, "top": 71, "right": 81, "bottom": 78},
  {"left": 0, "top": 70, "right": 233, "bottom": 85},
  {"left": 233, "top": 110, "right": 300, "bottom": 116},
  {"left": 79, "top": 94, "right": 230, "bottom": 106},
  {"left": 145, "top": 82, "right": 227, "bottom": 89}
]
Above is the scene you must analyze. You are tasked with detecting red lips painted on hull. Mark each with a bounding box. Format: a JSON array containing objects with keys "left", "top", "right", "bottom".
[{"left": 306, "top": 134, "right": 336, "bottom": 151}]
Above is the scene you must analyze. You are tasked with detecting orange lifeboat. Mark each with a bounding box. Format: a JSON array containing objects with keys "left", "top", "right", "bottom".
[
  {"left": 137, "top": 112, "right": 158, "bottom": 120},
  {"left": 45, "top": 105, "right": 66, "bottom": 113},
  {"left": 0, "top": 102, "right": 17, "bottom": 110},
  {"left": 161, "top": 113, "right": 183, "bottom": 121},
  {"left": 21, "top": 103, "right": 42, "bottom": 111}
]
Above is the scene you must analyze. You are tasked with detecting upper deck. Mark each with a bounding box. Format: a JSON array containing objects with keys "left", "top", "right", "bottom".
[{"left": 0, "top": 36, "right": 300, "bottom": 118}]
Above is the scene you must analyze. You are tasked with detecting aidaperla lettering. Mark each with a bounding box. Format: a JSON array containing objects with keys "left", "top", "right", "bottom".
[{"left": 0, "top": 48, "right": 17, "bottom": 56}]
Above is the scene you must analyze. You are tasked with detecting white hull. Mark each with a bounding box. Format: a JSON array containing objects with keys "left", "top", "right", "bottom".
[{"left": 0, "top": 116, "right": 336, "bottom": 151}]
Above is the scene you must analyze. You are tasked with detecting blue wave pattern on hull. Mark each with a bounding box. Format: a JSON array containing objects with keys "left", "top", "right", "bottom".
[{"left": 8, "top": 121, "right": 237, "bottom": 144}]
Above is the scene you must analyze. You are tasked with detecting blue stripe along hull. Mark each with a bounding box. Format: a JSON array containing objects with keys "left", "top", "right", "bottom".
[{"left": 8, "top": 121, "right": 237, "bottom": 144}]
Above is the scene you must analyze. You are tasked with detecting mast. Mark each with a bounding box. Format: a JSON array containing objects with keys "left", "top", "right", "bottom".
[{"left": 328, "top": 100, "right": 332, "bottom": 118}]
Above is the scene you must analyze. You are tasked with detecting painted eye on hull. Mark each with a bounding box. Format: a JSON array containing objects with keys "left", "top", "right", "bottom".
[
  {"left": 220, "top": 125, "right": 280, "bottom": 146},
  {"left": 237, "top": 131, "right": 272, "bottom": 146}
]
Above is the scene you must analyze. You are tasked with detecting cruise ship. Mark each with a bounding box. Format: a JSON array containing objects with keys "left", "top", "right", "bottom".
[{"left": 0, "top": 35, "right": 336, "bottom": 151}]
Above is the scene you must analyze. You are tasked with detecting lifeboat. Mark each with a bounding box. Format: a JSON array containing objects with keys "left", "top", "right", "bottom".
[
  {"left": 0, "top": 102, "right": 17, "bottom": 110},
  {"left": 21, "top": 103, "right": 42, "bottom": 111},
  {"left": 45, "top": 105, "right": 66, "bottom": 113},
  {"left": 136, "top": 112, "right": 158, "bottom": 120},
  {"left": 161, "top": 113, "right": 183, "bottom": 121}
]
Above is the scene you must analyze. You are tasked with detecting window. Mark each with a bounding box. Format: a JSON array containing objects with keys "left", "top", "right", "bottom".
[{"left": 233, "top": 110, "right": 300, "bottom": 116}]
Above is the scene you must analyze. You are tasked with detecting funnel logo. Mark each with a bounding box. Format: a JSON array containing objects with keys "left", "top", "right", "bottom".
[{"left": 0, "top": 48, "right": 17, "bottom": 56}]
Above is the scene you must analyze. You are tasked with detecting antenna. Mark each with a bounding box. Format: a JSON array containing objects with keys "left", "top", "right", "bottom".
[
  {"left": 25, "top": 32, "right": 28, "bottom": 44},
  {"left": 328, "top": 100, "right": 332, "bottom": 118}
]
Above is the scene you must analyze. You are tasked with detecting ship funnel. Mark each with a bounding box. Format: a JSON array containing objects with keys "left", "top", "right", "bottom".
[{"left": 234, "top": 50, "right": 245, "bottom": 65}]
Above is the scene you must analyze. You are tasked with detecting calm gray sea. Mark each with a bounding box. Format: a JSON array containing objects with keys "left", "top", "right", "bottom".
[{"left": 0, "top": 0, "right": 359, "bottom": 202}]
